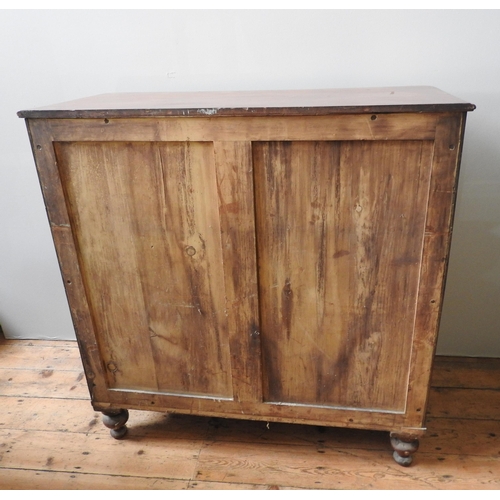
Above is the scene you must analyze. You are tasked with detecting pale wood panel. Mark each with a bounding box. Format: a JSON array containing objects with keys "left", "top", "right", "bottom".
[
  {"left": 55, "top": 141, "right": 233, "bottom": 399},
  {"left": 54, "top": 141, "right": 160, "bottom": 393},
  {"left": 254, "top": 141, "right": 343, "bottom": 407},
  {"left": 44, "top": 113, "right": 439, "bottom": 143},
  {"left": 213, "top": 142, "right": 262, "bottom": 403},
  {"left": 254, "top": 140, "right": 433, "bottom": 411}
]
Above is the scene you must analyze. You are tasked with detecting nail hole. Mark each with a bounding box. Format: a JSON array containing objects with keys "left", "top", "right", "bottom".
[
  {"left": 106, "top": 362, "right": 118, "bottom": 373},
  {"left": 449, "top": 144, "right": 455, "bottom": 150},
  {"left": 371, "top": 115, "right": 377, "bottom": 121},
  {"left": 67, "top": 280, "right": 72, "bottom": 285},
  {"left": 416, "top": 408, "right": 422, "bottom": 412},
  {"left": 430, "top": 300, "right": 436, "bottom": 304},
  {"left": 104, "top": 118, "right": 109, "bottom": 124},
  {"left": 36, "top": 145, "right": 42, "bottom": 150}
]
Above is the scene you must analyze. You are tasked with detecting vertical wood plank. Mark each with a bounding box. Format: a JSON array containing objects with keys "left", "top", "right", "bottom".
[
  {"left": 405, "top": 113, "right": 466, "bottom": 427},
  {"left": 54, "top": 141, "right": 233, "bottom": 398},
  {"left": 25, "top": 120, "right": 109, "bottom": 404},
  {"left": 214, "top": 141, "right": 262, "bottom": 403},
  {"left": 253, "top": 141, "right": 342, "bottom": 406},
  {"left": 54, "top": 141, "right": 160, "bottom": 393},
  {"left": 333, "top": 140, "right": 434, "bottom": 411},
  {"left": 123, "top": 141, "right": 233, "bottom": 398},
  {"left": 254, "top": 140, "right": 433, "bottom": 411}
]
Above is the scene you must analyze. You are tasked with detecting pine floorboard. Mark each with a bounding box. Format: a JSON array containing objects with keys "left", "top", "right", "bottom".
[{"left": 0, "top": 339, "right": 499, "bottom": 490}]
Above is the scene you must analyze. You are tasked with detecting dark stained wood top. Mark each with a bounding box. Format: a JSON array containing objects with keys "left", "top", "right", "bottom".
[{"left": 18, "top": 86, "right": 475, "bottom": 119}]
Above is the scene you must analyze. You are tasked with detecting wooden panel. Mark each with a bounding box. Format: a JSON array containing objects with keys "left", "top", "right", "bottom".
[
  {"left": 25, "top": 120, "right": 109, "bottom": 404},
  {"left": 103, "top": 386, "right": 410, "bottom": 432},
  {"left": 17, "top": 86, "right": 475, "bottom": 119},
  {"left": 213, "top": 142, "right": 262, "bottom": 403},
  {"left": 43, "top": 113, "right": 438, "bottom": 143},
  {"left": 253, "top": 140, "right": 433, "bottom": 411},
  {"left": 54, "top": 141, "right": 233, "bottom": 398},
  {"left": 404, "top": 114, "right": 465, "bottom": 427}
]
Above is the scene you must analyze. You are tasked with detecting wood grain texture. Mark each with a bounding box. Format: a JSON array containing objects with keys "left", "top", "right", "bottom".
[
  {"left": 404, "top": 113, "right": 466, "bottom": 427},
  {"left": 193, "top": 440, "right": 500, "bottom": 490},
  {"left": 1, "top": 341, "right": 499, "bottom": 490},
  {"left": 431, "top": 356, "right": 500, "bottom": 389},
  {"left": 0, "top": 469, "right": 189, "bottom": 490},
  {"left": 213, "top": 141, "right": 262, "bottom": 403},
  {"left": 427, "top": 387, "right": 500, "bottom": 420},
  {"left": 26, "top": 120, "right": 109, "bottom": 404},
  {"left": 17, "top": 86, "right": 475, "bottom": 119},
  {"left": 0, "top": 368, "right": 88, "bottom": 399},
  {"left": 0, "top": 428, "right": 201, "bottom": 481},
  {"left": 21, "top": 90, "right": 473, "bottom": 444},
  {"left": 55, "top": 141, "right": 233, "bottom": 398},
  {"left": 38, "top": 113, "right": 439, "bottom": 143},
  {"left": 254, "top": 140, "right": 432, "bottom": 411},
  {"left": 0, "top": 343, "right": 82, "bottom": 370}
]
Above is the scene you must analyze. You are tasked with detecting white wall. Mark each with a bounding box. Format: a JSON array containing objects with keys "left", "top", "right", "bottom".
[{"left": 1, "top": 10, "right": 499, "bottom": 356}]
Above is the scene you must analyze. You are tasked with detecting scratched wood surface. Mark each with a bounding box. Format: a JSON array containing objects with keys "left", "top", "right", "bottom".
[
  {"left": 17, "top": 86, "right": 475, "bottom": 119},
  {"left": 22, "top": 100, "right": 471, "bottom": 435},
  {"left": 254, "top": 140, "right": 433, "bottom": 410},
  {"left": 55, "top": 141, "right": 233, "bottom": 398},
  {"left": 0, "top": 339, "right": 499, "bottom": 490}
]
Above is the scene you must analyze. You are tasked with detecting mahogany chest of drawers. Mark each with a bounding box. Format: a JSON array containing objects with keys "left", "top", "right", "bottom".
[{"left": 19, "top": 87, "right": 474, "bottom": 465}]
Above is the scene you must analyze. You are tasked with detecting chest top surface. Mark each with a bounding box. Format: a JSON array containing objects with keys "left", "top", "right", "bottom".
[{"left": 18, "top": 86, "right": 475, "bottom": 119}]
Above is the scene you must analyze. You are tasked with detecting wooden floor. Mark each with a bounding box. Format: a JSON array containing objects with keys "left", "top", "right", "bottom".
[{"left": 0, "top": 339, "right": 499, "bottom": 490}]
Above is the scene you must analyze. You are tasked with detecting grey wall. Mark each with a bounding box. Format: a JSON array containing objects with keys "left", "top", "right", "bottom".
[{"left": 1, "top": 10, "right": 499, "bottom": 356}]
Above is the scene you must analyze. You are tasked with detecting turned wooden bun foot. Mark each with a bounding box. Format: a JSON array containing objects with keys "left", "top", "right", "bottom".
[
  {"left": 390, "top": 433, "right": 419, "bottom": 467},
  {"left": 102, "top": 409, "right": 129, "bottom": 439}
]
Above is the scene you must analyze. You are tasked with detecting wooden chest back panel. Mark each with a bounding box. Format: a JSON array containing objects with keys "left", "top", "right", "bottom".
[
  {"left": 254, "top": 140, "right": 433, "bottom": 411},
  {"left": 21, "top": 99, "right": 470, "bottom": 432},
  {"left": 54, "top": 141, "right": 233, "bottom": 398}
]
